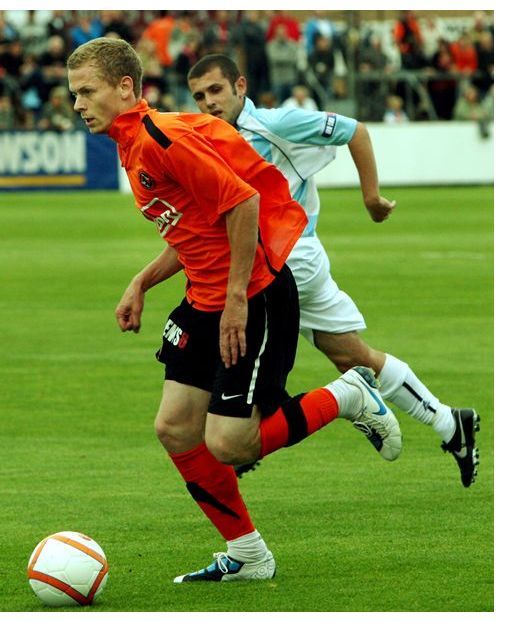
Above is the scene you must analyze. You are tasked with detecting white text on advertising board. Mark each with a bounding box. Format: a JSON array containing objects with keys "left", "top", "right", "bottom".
[{"left": 0, "top": 132, "right": 86, "bottom": 174}]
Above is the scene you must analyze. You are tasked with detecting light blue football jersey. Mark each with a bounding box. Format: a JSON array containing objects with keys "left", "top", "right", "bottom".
[{"left": 235, "top": 98, "right": 358, "bottom": 236}]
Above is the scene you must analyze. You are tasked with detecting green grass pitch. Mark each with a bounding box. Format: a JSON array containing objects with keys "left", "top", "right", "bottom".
[{"left": 0, "top": 185, "right": 493, "bottom": 612}]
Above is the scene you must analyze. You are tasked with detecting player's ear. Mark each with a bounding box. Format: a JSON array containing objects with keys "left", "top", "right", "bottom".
[
  {"left": 235, "top": 76, "right": 247, "bottom": 98},
  {"left": 119, "top": 75, "right": 134, "bottom": 99}
]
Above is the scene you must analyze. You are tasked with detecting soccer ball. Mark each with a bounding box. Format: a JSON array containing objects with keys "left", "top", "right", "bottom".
[{"left": 27, "top": 531, "right": 109, "bottom": 606}]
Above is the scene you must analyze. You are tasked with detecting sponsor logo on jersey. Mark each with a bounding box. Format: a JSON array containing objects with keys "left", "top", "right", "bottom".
[
  {"left": 139, "top": 170, "right": 155, "bottom": 189},
  {"left": 140, "top": 197, "right": 183, "bottom": 236},
  {"left": 322, "top": 113, "right": 337, "bottom": 138},
  {"left": 163, "top": 318, "right": 189, "bottom": 349}
]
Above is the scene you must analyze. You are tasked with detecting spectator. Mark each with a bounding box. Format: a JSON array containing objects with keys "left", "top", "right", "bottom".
[
  {"left": 37, "top": 85, "right": 75, "bottom": 131},
  {"left": 143, "top": 84, "right": 176, "bottom": 113},
  {"left": 453, "top": 83, "right": 488, "bottom": 122},
  {"left": 383, "top": 95, "right": 409, "bottom": 123},
  {"left": 427, "top": 38, "right": 458, "bottom": 120},
  {"left": 0, "top": 92, "right": 15, "bottom": 129},
  {"left": 393, "top": 10, "right": 425, "bottom": 69},
  {"left": 359, "top": 32, "right": 391, "bottom": 73},
  {"left": 20, "top": 109, "right": 36, "bottom": 129},
  {"left": 340, "top": 26, "right": 362, "bottom": 73},
  {"left": 141, "top": 11, "right": 177, "bottom": 68},
  {"left": 481, "top": 84, "right": 493, "bottom": 121},
  {"left": 266, "top": 10, "right": 301, "bottom": 43},
  {"left": 100, "top": 10, "right": 134, "bottom": 43},
  {"left": 0, "top": 10, "right": 18, "bottom": 43},
  {"left": 304, "top": 10, "right": 338, "bottom": 57},
  {"left": 47, "top": 9, "right": 69, "bottom": 43},
  {"left": 357, "top": 33, "right": 391, "bottom": 121},
  {"left": 202, "top": 9, "right": 236, "bottom": 55},
  {"left": 18, "top": 9, "right": 48, "bottom": 57},
  {"left": 233, "top": 11, "right": 269, "bottom": 103},
  {"left": 420, "top": 17, "right": 440, "bottom": 61},
  {"left": 18, "top": 53, "right": 46, "bottom": 116},
  {"left": 450, "top": 32, "right": 478, "bottom": 76},
  {"left": 136, "top": 37, "right": 167, "bottom": 93},
  {"left": 282, "top": 85, "right": 318, "bottom": 111},
  {"left": 473, "top": 30, "right": 494, "bottom": 97},
  {"left": 0, "top": 38, "right": 24, "bottom": 79},
  {"left": 174, "top": 32, "right": 203, "bottom": 110},
  {"left": 257, "top": 90, "right": 278, "bottom": 109},
  {"left": 266, "top": 23, "right": 298, "bottom": 103},
  {"left": 469, "top": 10, "right": 493, "bottom": 44},
  {"left": 39, "top": 35, "right": 68, "bottom": 102},
  {"left": 167, "top": 12, "right": 196, "bottom": 67},
  {"left": 70, "top": 15, "right": 104, "bottom": 50},
  {"left": 309, "top": 34, "right": 335, "bottom": 96}
]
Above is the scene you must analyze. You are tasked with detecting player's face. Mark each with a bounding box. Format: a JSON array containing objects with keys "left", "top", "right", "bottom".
[
  {"left": 68, "top": 63, "right": 127, "bottom": 134},
  {"left": 188, "top": 67, "right": 246, "bottom": 125}
]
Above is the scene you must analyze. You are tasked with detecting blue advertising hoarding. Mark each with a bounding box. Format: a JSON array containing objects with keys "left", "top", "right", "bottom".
[{"left": 0, "top": 130, "right": 118, "bottom": 191}]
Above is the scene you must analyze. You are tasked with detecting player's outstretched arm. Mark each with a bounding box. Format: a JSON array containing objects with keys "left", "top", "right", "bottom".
[
  {"left": 348, "top": 122, "right": 396, "bottom": 222},
  {"left": 115, "top": 245, "right": 182, "bottom": 333}
]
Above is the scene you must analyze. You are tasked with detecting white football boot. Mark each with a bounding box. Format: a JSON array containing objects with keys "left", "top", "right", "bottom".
[
  {"left": 174, "top": 550, "right": 276, "bottom": 583},
  {"left": 329, "top": 366, "right": 402, "bottom": 461}
]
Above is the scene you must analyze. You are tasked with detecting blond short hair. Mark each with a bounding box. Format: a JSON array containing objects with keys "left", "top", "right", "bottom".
[{"left": 67, "top": 37, "right": 143, "bottom": 98}]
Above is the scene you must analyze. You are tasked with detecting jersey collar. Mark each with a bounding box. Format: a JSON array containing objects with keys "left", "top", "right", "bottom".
[
  {"left": 235, "top": 96, "right": 256, "bottom": 129},
  {"left": 108, "top": 99, "right": 150, "bottom": 149}
]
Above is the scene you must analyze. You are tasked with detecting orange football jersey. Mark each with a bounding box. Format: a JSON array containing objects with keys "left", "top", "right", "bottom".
[{"left": 108, "top": 100, "right": 307, "bottom": 310}]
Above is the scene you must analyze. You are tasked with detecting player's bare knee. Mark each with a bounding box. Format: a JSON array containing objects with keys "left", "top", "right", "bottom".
[
  {"left": 154, "top": 413, "right": 200, "bottom": 453},
  {"left": 154, "top": 415, "right": 171, "bottom": 444},
  {"left": 154, "top": 415, "right": 177, "bottom": 450},
  {"left": 205, "top": 435, "right": 236, "bottom": 464},
  {"left": 205, "top": 433, "right": 257, "bottom": 465}
]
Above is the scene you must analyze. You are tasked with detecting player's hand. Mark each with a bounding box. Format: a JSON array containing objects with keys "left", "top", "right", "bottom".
[
  {"left": 219, "top": 295, "right": 248, "bottom": 368},
  {"left": 115, "top": 282, "right": 145, "bottom": 333},
  {"left": 365, "top": 196, "right": 396, "bottom": 222}
]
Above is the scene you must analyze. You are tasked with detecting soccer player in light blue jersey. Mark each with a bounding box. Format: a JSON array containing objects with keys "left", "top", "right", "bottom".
[{"left": 188, "top": 54, "right": 479, "bottom": 488}]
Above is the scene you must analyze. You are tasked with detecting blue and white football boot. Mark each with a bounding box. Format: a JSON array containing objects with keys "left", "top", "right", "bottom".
[
  {"left": 335, "top": 366, "right": 402, "bottom": 461},
  {"left": 174, "top": 550, "right": 276, "bottom": 583}
]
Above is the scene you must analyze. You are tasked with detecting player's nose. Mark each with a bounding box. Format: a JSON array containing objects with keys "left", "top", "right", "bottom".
[
  {"left": 73, "top": 95, "right": 85, "bottom": 112},
  {"left": 205, "top": 95, "right": 217, "bottom": 109}
]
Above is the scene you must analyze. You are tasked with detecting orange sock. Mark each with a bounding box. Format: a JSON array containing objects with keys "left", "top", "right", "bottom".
[
  {"left": 259, "top": 388, "right": 338, "bottom": 458},
  {"left": 170, "top": 442, "right": 255, "bottom": 541}
]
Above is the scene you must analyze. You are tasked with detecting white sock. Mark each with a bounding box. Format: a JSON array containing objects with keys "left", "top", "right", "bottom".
[
  {"left": 324, "top": 376, "right": 362, "bottom": 419},
  {"left": 378, "top": 354, "right": 455, "bottom": 442},
  {"left": 227, "top": 530, "right": 268, "bottom": 563}
]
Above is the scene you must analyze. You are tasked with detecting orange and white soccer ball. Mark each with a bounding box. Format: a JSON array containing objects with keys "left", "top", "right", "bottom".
[{"left": 27, "top": 531, "right": 109, "bottom": 606}]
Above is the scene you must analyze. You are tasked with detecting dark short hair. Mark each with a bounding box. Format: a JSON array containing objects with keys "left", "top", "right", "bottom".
[
  {"left": 187, "top": 54, "right": 241, "bottom": 84},
  {"left": 67, "top": 37, "right": 143, "bottom": 98}
]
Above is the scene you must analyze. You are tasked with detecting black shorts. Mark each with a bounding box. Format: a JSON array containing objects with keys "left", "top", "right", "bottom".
[{"left": 156, "top": 265, "right": 299, "bottom": 418}]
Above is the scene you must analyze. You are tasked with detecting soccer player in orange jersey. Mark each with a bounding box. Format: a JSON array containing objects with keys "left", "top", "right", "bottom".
[{"left": 67, "top": 38, "right": 401, "bottom": 582}]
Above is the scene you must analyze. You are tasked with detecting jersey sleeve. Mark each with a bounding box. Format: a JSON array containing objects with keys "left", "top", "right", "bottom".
[
  {"left": 256, "top": 107, "right": 358, "bottom": 147},
  {"left": 162, "top": 130, "right": 258, "bottom": 225}
]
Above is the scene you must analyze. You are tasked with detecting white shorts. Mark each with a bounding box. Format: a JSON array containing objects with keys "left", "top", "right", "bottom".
[{"left": 286, "top": 237, "right": 366, "bottom": 344}]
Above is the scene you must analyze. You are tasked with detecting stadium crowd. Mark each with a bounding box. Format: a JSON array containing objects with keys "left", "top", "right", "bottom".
[{"left": 0, "top": 9, "right": 494, "bottom": 131}]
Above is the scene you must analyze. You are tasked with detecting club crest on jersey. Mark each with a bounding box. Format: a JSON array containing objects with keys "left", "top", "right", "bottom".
[{"left": 139, "top": 170, "right": 155, "bottom": 189}]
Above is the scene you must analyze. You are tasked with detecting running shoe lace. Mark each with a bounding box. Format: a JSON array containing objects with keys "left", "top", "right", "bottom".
[
  {"left": 213, "top": 552, "right": 231, "bottom": 574},
  {"left": 354, "top": 413, "right": 388, "bottom": 437}
]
